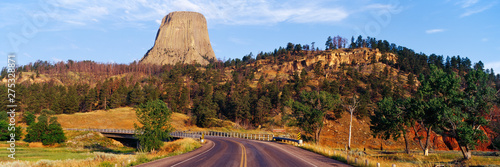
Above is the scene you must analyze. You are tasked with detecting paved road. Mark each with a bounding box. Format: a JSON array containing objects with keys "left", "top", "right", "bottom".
[{"left": 136, "top": 136, "right": 350, "bottom": 167}]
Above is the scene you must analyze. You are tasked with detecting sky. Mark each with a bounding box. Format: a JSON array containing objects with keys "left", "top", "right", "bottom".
[{"left": 1, "top": 0, "right": 499, "bottom": 73}]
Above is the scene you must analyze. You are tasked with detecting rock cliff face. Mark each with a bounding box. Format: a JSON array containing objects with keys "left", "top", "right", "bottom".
[{"left": 140, "top": 11, "right": 216, "bottom": 65}]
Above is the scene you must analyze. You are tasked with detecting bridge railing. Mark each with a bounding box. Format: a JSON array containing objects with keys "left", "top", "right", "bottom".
[
  {"left": 65, "top": 128, "right": 137, "bottom": 134},
  {"left": 66, "top": 128, "right": 299, "bottom": 144},
  {"left": 171, "top": 131, "right": 276, "bottom": 142}
]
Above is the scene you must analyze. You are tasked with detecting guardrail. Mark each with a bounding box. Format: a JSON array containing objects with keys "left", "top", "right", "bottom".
[{"left": 272, "top": 137, "right": 303, "bottom": 145}]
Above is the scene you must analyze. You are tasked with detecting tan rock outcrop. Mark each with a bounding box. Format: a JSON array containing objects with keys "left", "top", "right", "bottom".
[{"left": 140, "top": 11, "right": 216, "bottom": 65}]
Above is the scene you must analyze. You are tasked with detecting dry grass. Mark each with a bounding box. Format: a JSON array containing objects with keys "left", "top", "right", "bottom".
[
  {"left": 129, "top": 138, "right": 202, "bottom": 166},
  {"left": 28, "top": 142, "right": 45, "bottom": 148},
  {"left": 56, "top": 107, "right": 139, "bottom": 129},
  {"left": 296, "top": 141, "right": 500, "bottom": 167},
  {"left": 55, "top": 107, "right": 196, "bottom": 131}
]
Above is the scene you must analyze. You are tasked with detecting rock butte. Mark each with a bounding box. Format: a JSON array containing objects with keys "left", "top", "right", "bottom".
[{"left": 140, "top": 11, "right": 216, "bottom": 66}]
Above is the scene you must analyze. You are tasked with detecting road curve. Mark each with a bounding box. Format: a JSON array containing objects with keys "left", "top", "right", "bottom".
[{"left": 136, "top": 136, "right": 350, "bottom": 167}]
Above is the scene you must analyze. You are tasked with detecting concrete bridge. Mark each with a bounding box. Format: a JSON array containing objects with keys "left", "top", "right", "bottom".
[{"left": 64, "top": 128, "right": 293, "bottom": 148}]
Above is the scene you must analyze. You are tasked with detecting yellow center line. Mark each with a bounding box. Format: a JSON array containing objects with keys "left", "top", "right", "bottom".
[{"left": 239, "top": 142, "right": 247, "bottom": 167}]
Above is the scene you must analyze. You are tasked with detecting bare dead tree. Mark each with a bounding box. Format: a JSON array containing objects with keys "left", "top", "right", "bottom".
[{"left": 344, "top": 95, "right": 358, "bottom": 150}]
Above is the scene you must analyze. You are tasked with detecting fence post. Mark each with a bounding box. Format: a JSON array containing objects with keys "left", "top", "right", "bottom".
[
  {"left": 392, "top": 164, "right": 396, "bottom": 167},
  {"left": 365, "top": 160, "right": 368, "bottom": 167},
  {"left": 377, "top": 163, "right": 380, "bottom": 167}
]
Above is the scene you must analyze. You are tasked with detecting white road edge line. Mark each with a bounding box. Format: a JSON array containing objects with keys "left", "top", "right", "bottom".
[
  {"left": 253, "top": 140, "right": 317, "bottom": 167},
  {"left": 170, "top": 140, "right": 216, "bottom": 167}
]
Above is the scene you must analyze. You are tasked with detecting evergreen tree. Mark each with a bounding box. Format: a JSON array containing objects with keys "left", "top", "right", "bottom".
[
  {"left": 100, "top": 80, "right": 112, "bottom": 110},
  {"left": 255, "top": 96, "right": 271, "bottom": 125},
  {"left": 143, "top": 84, "right": 160, "bottom": 103},
  {"left": 193, "top": 83, "right": 218, "bottom": 127},
  {"left": 25, "top": 114, "right": 65, "bottom": 145},
  {"left": 134, "top": 99, "right": 173, "bottom": 152},
  {"left": 0, "top": 112, "right": 23, "bottom": 141},
  {"left": 23, "top": 111, "right": 36, "bottom": 126},
  {"left": 109, "top": 91, "right": 122, "bottom": 109},
  {"left": 81, "top": 88, "right": 97, "bottom": 112},
  {"left": 42, "top": 117, "right": 66, "bottom": 145},
  {"left": 62, "top": 86, "right": 79, "bottom": 114},
  {"left": 325, "top": 36, "right": 333, "bottom": 50},
  {"left": 129, "top": 83, "right": 145, "bottom": 106}
]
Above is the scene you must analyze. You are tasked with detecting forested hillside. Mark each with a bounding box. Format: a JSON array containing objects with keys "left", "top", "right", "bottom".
[{"left": 2, "top": 36, "right": 500, "bottom": 156}]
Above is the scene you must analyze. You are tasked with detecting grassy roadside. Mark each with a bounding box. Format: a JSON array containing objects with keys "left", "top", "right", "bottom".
[
  {"left": 295, "top": 142, "right": 500, "bottom": 167},
  {"left": 0, "top": 135, "right": 201, "bottom": 167},
  {"left": 128, "top": 138, "right": 202, "bottom": 166}
]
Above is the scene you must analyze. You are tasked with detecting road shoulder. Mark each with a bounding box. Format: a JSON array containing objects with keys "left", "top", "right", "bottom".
[{"left": 134, "top": 140, "right": 214, "bottom": 167}]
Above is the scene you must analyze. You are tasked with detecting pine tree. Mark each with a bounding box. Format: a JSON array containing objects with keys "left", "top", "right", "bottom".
[
  {"left": 325, "top": 36, "right": 333, "bottom": 50},
  {"left": 26, "top": 114, "right": 65, "bottom": 145},
  {"left": 63, "top": 86, "right": 79, "bottom": 114},
  {"left": 129, "top": 83, "right": 145, "bottom": 106},
  {"left": 23, "top": 111, "right": 36, "bottom": 126},
  {"left": 100, "top": 80, "right": 112, "bottom": 110}
]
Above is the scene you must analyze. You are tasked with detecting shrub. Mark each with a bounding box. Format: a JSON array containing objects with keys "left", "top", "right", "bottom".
[
  {"left": 41, "top": 109, "right": 55, "bottom": 115},
  {"left": 25, "top": 114, "right": 66, "bottom": 145}
]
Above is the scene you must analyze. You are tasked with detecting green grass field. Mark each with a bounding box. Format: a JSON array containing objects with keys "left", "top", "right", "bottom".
[{"left": 0, "top": 146, "right": 92, "bottom": 162}]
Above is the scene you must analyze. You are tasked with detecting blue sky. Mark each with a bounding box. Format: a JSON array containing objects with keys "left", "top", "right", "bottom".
[{"left": 1, "top": 0, "right": 499, "bottom": 73}]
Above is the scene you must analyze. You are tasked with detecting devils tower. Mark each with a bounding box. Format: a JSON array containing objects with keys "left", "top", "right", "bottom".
[{"left": 140, "top": 11, "right": 216, "bottom": 65}]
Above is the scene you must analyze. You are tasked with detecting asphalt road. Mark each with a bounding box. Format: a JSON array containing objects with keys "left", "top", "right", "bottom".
[{"left": 136, "top": 136, "right": 351, "bottom": 167}]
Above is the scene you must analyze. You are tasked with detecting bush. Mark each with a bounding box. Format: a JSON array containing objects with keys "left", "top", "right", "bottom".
[
  {"left": 41, "top": 109, "right": 55, "bottom": 115},
  {"left": 25, "top": 114, "right": 66, "bottom": 145},
  {"left": 23, "top": 111, "right": 36, "bottom": 126}
]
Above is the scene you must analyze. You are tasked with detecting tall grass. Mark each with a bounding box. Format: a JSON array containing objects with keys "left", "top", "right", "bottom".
[{"left": 296, "top": 141, "right": 500, "bottom": 167}]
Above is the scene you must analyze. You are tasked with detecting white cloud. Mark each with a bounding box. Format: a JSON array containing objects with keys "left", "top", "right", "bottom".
[
  {"left": 456, "top": 1, "right": 497, "bottom": 17},
  {"left": 460, "top": 4, "right": 494, "bottom": 17},
  {"left": 425, "top": 29, "right": 445, "bottom": 34},
  {"left": 35, "top": 0, "right": 393, "bottom": 28},
  {"left": 458, "top": 0, "right": 479, "bottom": 8}
]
